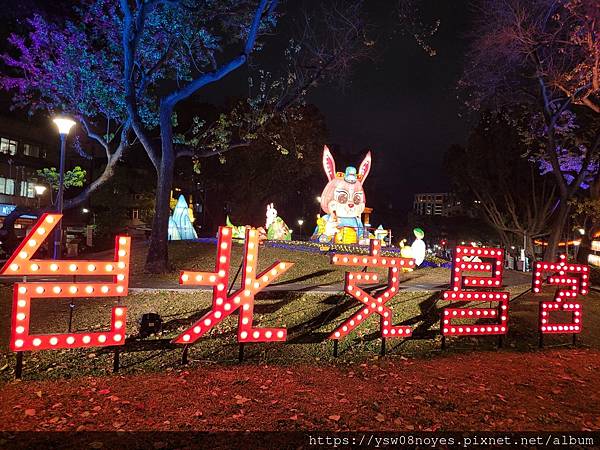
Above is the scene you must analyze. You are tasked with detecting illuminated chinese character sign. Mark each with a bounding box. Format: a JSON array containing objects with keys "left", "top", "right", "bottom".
[
  {"left": 174, "top": 226, "right": 293, "bottom": 344},
  {"left": 0, "top": 213, "right": 594, "bottom": 377},
  {"left": 440, "top": 246, "right": 509, "bottom": 337},
  {"left": 532, "top": 254, "right": 588, "bottom": 334},
  {"left": 0, "top": 213, "right": 130, "bottom": 351},
  {"left": 329, "top": 239, "right": 415, "bottom": 340}
]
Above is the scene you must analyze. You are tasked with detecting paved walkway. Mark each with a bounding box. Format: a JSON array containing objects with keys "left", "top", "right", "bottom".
[
  {"left": 126, "top": 269, "right": 532, "bottom": 294},
  {"left": 0, "top": 268, "right": 533, "bottom": 294}
]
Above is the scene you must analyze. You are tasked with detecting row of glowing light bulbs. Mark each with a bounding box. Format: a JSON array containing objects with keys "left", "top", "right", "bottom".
[
  {"left": 444, "top": 292, "right": 508, "bottom": 300},
  {"left": 443, "top": 326, "right": 506, "bottom": 334},
  {"left": 541, "top": 325, "right": 580, "bottom": 332},
  {"left": 456, "top": 263, "right": 494, "bottom": 270},
  {"left": 555, "top": 286, "right": 577, "bottom": 302},
  {"left": 444, "top": 308, "right": 506, "bottom": 317},
  {"left": 181, "top": 263, "right": 286, "bottom": 287},
  {"left": 332, "top": 255, "right": 412, "bottom": 266},
  {"left": 545, "top": 277, "right": 587, "bottom": 284},
  {"left": 455, "top": 258, "right": 502, "bottom": 267},
  {"left": 456, "top": 248, "right": 502, "bottom": 256},
  {"left": 13, "top": 308, "right": 125, "bottom": 348},
  {"left": 14, "top": 334, "right": 123, "bottom": 348},
  {"left": 461, "top": 279, "right": 502, "bottom": 286},
  {"left": 542, "top": 302, "right": 581, "bottom": 309},
  {"left": 11, "top": 261, "right": 127, "bottom": 273},
  {"left": 17, "top": 283, "right": 126, "bottom": 296},
  {"left": 181, "top": 328, "right": 284, "bottom": 342},
  {"left": 535, "top": 263, "right": 588, "bottom": 272},
  {"left": 347, "top": 285, "right": 397, "bottom": 299}
]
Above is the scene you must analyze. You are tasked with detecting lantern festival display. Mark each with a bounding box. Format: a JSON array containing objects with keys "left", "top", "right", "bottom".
[
  {"left": 0, "top": 214, "right": 593, "bottom": 378},
  {"left": 0, "top": 213, "right": 131, "bottom": 351},
  {"left": 168, "top": 194, "right": 198, "bottom": 240},
  {"left": 265, "top": 203, "right": 292, "bottom": 240},
  {"left": 399, "top": 228, "right": 426, "bottom": 267},
  {"left": 312, "top": 146, "right": 372, "bottom": 245}
]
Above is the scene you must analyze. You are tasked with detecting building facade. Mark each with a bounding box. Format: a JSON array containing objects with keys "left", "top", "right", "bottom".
[
  {"left": 413, "top": 192, "right": 463, "bottom": 217},
  {"left": 0, "top": 116, "right": 58, "bottom": 229}
]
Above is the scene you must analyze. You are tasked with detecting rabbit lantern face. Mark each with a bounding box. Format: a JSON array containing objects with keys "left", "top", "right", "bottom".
[{"left": 320, "top": 146, "right": 371, "bottom": 220}]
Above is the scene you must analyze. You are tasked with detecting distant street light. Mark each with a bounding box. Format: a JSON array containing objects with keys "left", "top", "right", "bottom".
[
  {"left": 52, "top": 116, "right": 76, "bottom": 259},
  {"left": 33, "top": 185, "right": 47, "bottom": 196},
  {"left": 297, "top": 219, "right": 304, "bottom": 240},
  {"left": 82, "top": 208, "right": 90, "bottom": 214},
  {"left": 316, "top": 196, "right": 321, "bottom": 203},
  {"left": 33, "top": 184, "right": 47, "bottom": 208},
  {"left": 578, "top": 228, "right": 585, "bottom": 235}
]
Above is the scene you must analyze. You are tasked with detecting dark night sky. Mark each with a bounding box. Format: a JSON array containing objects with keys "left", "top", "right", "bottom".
[
  {"left": 200, "top": 0, "right": 473, "bottom": 223},
  {"left": 308, "top": 1, "right": 472, "bottom": 214}
]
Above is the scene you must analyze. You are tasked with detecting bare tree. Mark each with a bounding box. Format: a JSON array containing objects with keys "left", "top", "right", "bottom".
[{"left": 462, "top": 0, "right": 600, "bottom": 258}]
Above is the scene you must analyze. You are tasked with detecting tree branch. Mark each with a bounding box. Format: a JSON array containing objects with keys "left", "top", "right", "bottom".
[{"left": 163, "top": 0, "right": 276, "bottom": 107}]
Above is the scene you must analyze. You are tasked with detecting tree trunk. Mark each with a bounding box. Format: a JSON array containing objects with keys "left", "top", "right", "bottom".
[
  {"left": 544, "top": 199, "right": 570, "bottom": 260},
  {"left": 145, "top": 105, "right": 175, "bottom": 273}
]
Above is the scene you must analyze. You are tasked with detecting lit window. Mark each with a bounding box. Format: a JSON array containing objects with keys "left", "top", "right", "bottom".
[
  {"left": 23, "top": 144, "right": 40, "bottom": 158},
  {"left": 0, "top": 177, "right": 15, "bottom": 195},
  {"left": 132, "top": 209, "right": 139, "bottom": 219},
  {"left": 0, "top": 137, "right": 18, "bottom": 155},
  {"left": 19, "top": 181, "right": 35, "bottom": 198}
]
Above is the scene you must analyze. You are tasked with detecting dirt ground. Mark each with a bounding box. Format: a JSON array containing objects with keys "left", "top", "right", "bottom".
[{"left": 1, "top": 350, "right": 599, "bottom": 433}]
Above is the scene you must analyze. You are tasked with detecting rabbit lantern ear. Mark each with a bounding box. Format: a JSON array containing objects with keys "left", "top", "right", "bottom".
[
  {"left": 358, "top": 151, "right": 372, "bottom": 182},
  {"left": 323, "top": 145, "right": 336, "bottom": 181}
]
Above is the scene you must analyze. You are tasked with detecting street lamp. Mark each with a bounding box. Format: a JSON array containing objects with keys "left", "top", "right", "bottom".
[
  {"left": 297, "top": 219, "right": 304, "bottom": 240},
  {"left": 82, "top": 208, "right": 90, "bottom": 214},
  {"left": 52, "top": 116, "right": 76, "bottom": 258},
  {"left": 33, "top": 184, "right": 47, "bottom": 208}
]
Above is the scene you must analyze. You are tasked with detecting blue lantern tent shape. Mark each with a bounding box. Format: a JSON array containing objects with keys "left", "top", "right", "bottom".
[
  {"left": 168, "top": 195, "right": 198, "bottom": 240},
  {"left": 168, "top": 216, "right": 181, "bottom": 240}
]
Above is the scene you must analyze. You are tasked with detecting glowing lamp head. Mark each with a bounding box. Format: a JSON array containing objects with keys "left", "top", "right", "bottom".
[{"left": 53, "top": 116, "right": 76, "bottom": 135}]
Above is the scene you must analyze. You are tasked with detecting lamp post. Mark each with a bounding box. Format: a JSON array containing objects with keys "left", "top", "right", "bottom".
[
  {"left": 52, "top": 116, "right": 76, "bottom": 259},
  {"left": 297, "top": 219, "right": 304, "bottom": 240}
]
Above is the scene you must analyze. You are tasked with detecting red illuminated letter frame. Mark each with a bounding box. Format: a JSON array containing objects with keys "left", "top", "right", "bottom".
[
  {"left": 174, "top": 226, "right": 293, "bottom": 344},
  {"left": 0, "top": 213, "right": 130, "bottom": 351},
  {"left": 441, "top": 246, "right": 509, "bottom": 336},
  {"left": 329, "top": 239, "right": 415, "bottom": 340},
  {"left": 532, "top": 254, "right": 589, "bottom": 334}
]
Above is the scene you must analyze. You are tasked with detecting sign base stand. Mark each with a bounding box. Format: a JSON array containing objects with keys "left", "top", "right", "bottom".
[
  {"left": 380, "top": 337, "right": 386, "bottom": 356},
  {"left": 441, "top": 335, "right": 446, "bottom": 350},
  {"left": 181, "top": 344, "right": 189, "bottom": 365},
  {"left": 15, "top": 351, "right": 23, "bottom": 380},
  {"left": 333, "top": 339, "right": 338, "bottom": 357},
  {"left": 113, "top": 347, "right": 120, "bottom": 373},
  {"left": 238, "top": 343, "right": 245, "bottom": 363}
]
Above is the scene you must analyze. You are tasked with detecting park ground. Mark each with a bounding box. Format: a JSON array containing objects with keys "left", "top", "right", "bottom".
[{"left": 1, "top": 240, "right": 600, "bottom": 434}]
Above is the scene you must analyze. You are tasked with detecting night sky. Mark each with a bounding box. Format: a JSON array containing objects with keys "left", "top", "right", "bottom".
[
  {"left": 308, "top": 1, "right": 472, "bottom": 215},
  {"left": 201, "top": 0, "right": 473, "bottom": 223}
]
